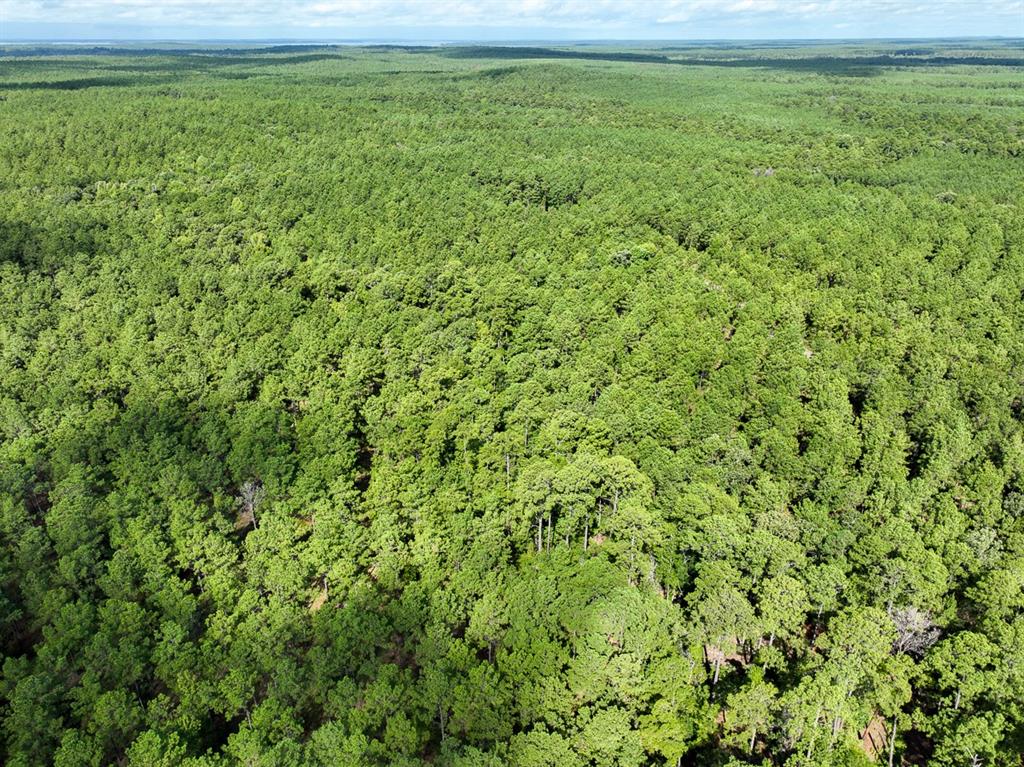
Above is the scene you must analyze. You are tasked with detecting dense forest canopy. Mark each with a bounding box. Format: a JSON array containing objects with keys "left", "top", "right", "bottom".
[{"left": 1, "top": 40, "right": 1023, "bottom": 766}]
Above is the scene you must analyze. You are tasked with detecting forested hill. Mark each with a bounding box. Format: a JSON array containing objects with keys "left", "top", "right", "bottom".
[{"left": 1, "top": 41, "right": 1023, "bottom": 767}]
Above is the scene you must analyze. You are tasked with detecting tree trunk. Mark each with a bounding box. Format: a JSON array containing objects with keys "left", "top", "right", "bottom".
[
  {"left": 584, "top": 518, "right": 589, "bottom": 550},
  {"left": 806, "top": 705, "right": 822, "bottom": 759},
  {"left": 888, "top": 715, "right": 898, "bottom": 767}
]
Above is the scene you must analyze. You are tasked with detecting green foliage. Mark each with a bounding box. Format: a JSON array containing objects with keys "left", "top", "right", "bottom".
[{"left": 1, "top": 40, "right": 1023, "bottom": 766}]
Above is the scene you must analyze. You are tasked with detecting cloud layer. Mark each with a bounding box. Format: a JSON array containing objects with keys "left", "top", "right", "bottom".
[{"left": 2, "top": 0, "right": 1022, "bottom": 39}]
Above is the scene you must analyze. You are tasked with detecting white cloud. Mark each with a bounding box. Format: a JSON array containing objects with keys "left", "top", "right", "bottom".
[{"left": 1, "top": 0, "right": 1021, "bottom": 36}]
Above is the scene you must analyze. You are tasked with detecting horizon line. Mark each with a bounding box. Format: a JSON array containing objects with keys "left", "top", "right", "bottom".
[{"left": 3, "top": 35, "right": 1022, "bottom": 44}]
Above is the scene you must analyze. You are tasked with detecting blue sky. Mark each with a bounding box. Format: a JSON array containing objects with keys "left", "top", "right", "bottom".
[{"left": 2, "top": 1, "right": 1022, "bottom": 41}]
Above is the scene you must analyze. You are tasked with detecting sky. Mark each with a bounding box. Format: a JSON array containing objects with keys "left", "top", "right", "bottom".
[{"left": 1, "top": 0, "right": 1022, "bottom": 42}]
